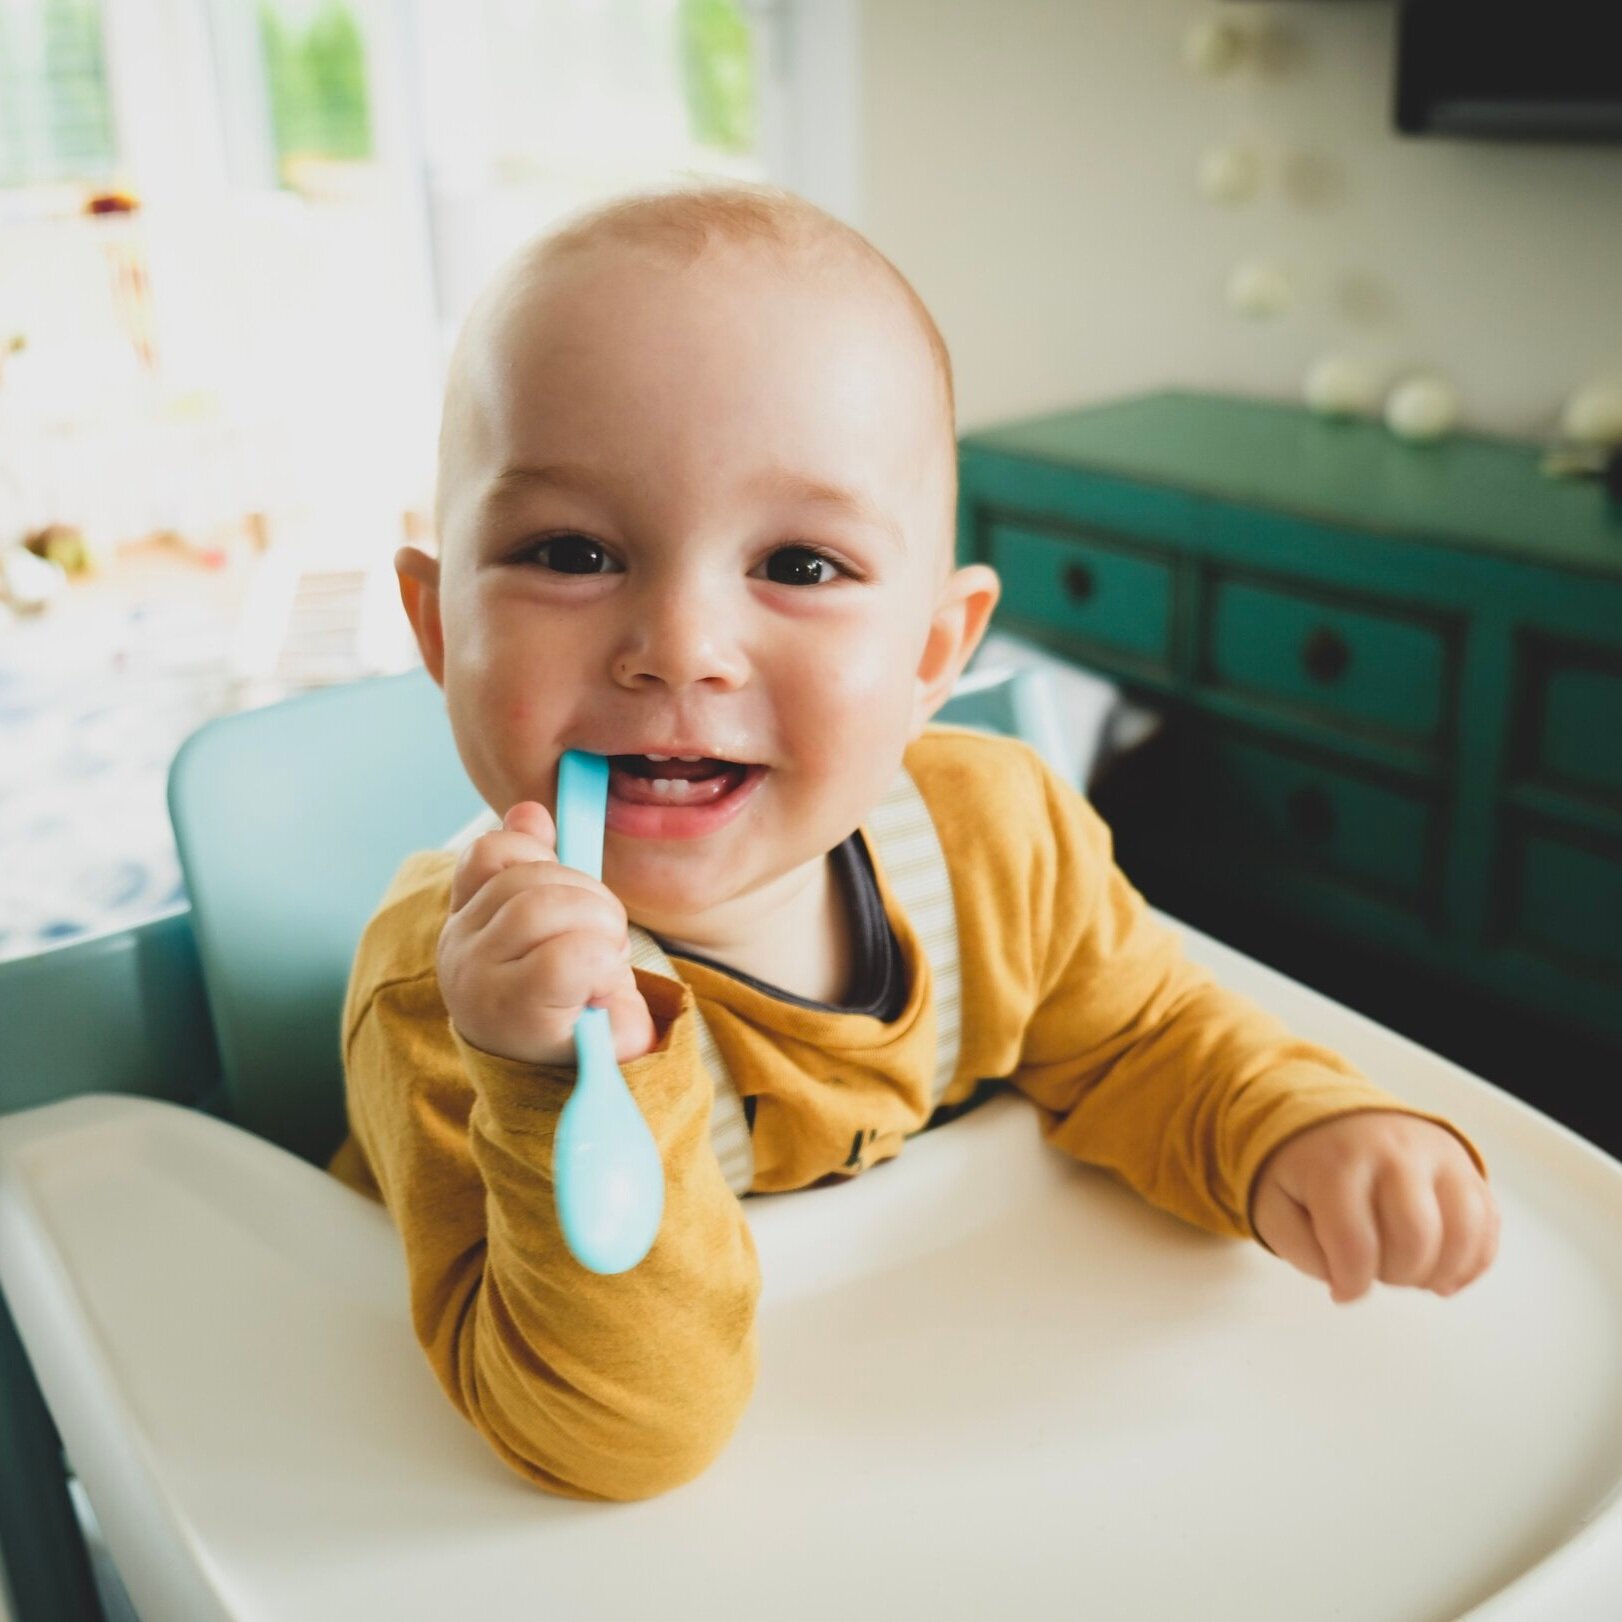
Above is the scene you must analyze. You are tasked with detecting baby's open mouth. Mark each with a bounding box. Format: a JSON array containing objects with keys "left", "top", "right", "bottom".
[{"left": 607, "top": 754, "right": 753, "bottom": 807}]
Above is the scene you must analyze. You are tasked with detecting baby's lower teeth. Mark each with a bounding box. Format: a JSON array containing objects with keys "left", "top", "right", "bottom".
[{"left": 652, "top": 778, "right": 696, "bottom": 798}]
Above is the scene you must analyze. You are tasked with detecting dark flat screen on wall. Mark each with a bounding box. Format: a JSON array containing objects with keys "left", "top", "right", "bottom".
[{"left": 1395, "top": 4, "right": 1622, "bottom": 143}]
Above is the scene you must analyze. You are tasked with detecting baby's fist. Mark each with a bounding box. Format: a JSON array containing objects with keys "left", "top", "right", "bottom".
[
  {"left": 437, "top": 802, "right": 657, "bottom": 1069},
  {"left": 1250, "top": 1111, "right": 1499, "bottom": 1304}
]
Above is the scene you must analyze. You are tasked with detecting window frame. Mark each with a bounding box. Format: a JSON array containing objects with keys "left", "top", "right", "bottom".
[{"left": 745, "top": 0, "right": 862, "bottom": 225}]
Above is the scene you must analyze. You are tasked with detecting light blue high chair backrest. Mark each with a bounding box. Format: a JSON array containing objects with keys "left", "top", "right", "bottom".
[
  {"left": 166, "top": 663, "right": 1065, "bottom": 1169},
  {"left": 167, "top": 668, "right": 484, "bottom": 1165}
]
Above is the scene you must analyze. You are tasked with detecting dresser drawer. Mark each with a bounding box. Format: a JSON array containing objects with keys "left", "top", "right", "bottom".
[
  {"left": 1514, "top": 634, "right": 1622, "bottom": 811},
  {"left": 1201, "top": 575, "right": 1451, "bottom": 749},
  {"left": 1191, "top": 731, "right": 1439, "bottom": 909},
  {"left": 1501, "top": 821, "right": 1622, "bottom": 978},
  {"left": 986, "top": 519, "right": 1174, "bottom": 673}
]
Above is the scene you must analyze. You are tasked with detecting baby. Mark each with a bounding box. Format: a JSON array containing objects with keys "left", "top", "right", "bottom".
[{"left": 326, "top": 183, "right": 1498, "bottom": 1502}]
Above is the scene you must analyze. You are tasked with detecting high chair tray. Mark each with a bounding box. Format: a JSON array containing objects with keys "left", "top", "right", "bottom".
[{"left": 2, "top": 918, "right": 1620, "bottom": 1622}]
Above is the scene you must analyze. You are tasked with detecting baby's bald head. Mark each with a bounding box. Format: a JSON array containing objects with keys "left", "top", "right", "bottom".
[{"left": 433, "top": 184, "right": 958, "bottom": 579}]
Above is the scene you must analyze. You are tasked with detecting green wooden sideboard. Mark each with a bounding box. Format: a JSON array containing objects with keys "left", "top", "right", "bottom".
[{"left": 957, "top": 390, "right": 1622, "bottom": 1058}]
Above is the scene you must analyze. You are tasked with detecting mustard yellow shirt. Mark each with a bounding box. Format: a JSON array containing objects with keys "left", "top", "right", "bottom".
[{"left": 328, "top": 727, "right": 1487, "bottom": 1502}]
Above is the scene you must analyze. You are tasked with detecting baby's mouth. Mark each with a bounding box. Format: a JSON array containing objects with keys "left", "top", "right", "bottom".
[{"left": 607, "top": 754, "right": 753, "bottom": 807}]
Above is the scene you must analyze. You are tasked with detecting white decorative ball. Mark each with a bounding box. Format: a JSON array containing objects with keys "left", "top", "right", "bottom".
[
  {"left": 1197, "top": 144, "right": 1261, "bottom": 205},
  {"left": 1226, "top": 259, "right": 1291, "bottom": 319},
  {"left": 0, "top": 544, "right": 67, "bottom": 613},
  {"left": 1183, "top": 18, "right": 1244, "bottom": 77},
  {"left": 1304, "top": 355, "right": 1378, "bottom": 418},
  {"left": 1385, "top": 376, "right": 1459, "bottom": 442},
  {"left": 1561, "top": 381, "right": 1622, "bottom": 446}
]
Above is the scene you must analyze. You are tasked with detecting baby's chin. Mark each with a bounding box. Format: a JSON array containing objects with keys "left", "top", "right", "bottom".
[
  {"left": 606, "top": 839, "right": 818, "bottom": 940},
  {"left": 606, "top": 849, "right": 748, "bottom": 925}
]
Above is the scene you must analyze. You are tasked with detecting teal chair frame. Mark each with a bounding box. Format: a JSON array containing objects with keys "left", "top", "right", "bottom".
[{"left": 0, "top": 662, "right": 1067, "bottom": 1622}]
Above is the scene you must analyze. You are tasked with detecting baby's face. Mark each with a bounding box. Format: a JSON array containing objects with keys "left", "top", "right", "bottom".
[{"left": 413, "top": 241, "right": 989, "bottom": 933}]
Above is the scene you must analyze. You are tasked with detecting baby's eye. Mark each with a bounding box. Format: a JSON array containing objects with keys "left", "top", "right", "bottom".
[
  {"left": 757, "top": 545, "right": 846, "bottom": 587},
  {"left": 526, "top": 533, "right": 622, "bottom": 574}
]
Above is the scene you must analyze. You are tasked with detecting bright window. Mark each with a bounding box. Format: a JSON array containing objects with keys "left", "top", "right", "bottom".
[
  {"left": 0, "top": 0, "right": 116, "bottom": 188},
  {"left": 257, "top": 0, "right": 373, "bottom": 184}
]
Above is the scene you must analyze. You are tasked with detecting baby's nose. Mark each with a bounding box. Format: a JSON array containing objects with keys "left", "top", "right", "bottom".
[{"left": 611, "top": 590, "right": 748, "bottom": 690}]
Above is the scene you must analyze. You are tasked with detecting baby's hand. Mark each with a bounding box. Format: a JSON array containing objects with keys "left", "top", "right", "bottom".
[
  {"left": 1249, "top": 1111, "right": 1500, "bottom": 1304},
  {"left": 437, "top": 802, "right": 657, "bottom": 1069}
]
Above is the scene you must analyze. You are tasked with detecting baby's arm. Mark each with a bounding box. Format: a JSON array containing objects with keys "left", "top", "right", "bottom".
[
  {"left": 342, "top": 818, "right": 759, "bottom": 1502},
  {"left": 1010, "top": 764, "right": 1488, "bottom": 1250}
]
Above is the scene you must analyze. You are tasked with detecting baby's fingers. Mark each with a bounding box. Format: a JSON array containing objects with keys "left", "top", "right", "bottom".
[
  {"left": 501, "top": 928, "right": 636, "bottom": 1016},
  {"left": 480, "top": 881, "right": 629, "bottom": 967},
  {"left": 1371, "top": 1163, "right": 1446, "bottom": 1290},
  {"left": 448, "top": 802, "right": 557, "bottom": 913},
  {"left": 1426, "top": 1173, "right": 1501, "bottom": 1297},
  {"left": 1307, "top": 1174, "right": 1381, "bottom": 1304}
]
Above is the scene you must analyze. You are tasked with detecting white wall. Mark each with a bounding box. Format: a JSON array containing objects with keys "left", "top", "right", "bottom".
[{"left": 858, "top": 0, "right": 1622, "bottom": 440}]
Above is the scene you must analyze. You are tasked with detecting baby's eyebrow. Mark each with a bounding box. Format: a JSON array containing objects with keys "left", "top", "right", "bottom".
[
  {"left": 483, "top": 462, "right": 610, "bottom": 510},
  {"left": 747, "top": 468, "right": 905, "bottom": 551}
]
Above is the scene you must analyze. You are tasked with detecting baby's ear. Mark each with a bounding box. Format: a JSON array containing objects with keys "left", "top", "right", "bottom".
[
  {"left": 395, "top": 545, "right": 446, "bottom": 685},
  {"left": 911, "top": 563, "right": 1001, "bottom": 731}
]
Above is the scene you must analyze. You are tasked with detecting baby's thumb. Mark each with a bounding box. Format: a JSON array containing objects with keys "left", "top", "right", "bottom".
[
  {"left": 595, "top": 969, "right": 660, "bottom": 1066},
  {"left": 503, "top": 800, "right": 556, "bottom": 854}
]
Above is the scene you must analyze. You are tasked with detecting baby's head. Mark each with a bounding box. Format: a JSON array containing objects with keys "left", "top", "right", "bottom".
[{"left": 398, "top": 184, "right": 999, "bottom": 938}]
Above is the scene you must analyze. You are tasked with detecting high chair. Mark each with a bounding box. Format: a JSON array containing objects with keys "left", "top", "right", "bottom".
[{"left": 1, "top": 665, "right": 1619, "bottom": 1622}]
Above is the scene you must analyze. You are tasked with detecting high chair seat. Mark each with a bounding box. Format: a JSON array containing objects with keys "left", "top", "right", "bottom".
[{"left": 3, "top": 917, "right": 1619, "bottom": 1622}]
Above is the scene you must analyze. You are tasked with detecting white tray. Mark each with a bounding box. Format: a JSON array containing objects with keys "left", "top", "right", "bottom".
[{"left": 3, "top": 918, "right": 1620, "bottom": 1622}]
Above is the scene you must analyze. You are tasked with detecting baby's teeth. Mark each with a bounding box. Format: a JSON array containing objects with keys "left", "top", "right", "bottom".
[
  {"left": 645, "top": 753, "right": 671, "bottom": 762},
  {"left": 650, "top": 778, "right": 696, "bottom": 798}
]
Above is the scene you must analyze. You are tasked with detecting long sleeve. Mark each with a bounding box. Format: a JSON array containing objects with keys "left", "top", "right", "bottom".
[
  {"left": 1009, "top": 764, "right": 1488, "bottom": 1243},
  {"left": 341, "top": 958, "right": 760, "bottom": 1502}
]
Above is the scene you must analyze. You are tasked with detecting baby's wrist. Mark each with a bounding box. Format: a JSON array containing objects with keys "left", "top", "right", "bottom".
[{"left": 454, "top": 1021, "right": 573, "bottom": 1071}]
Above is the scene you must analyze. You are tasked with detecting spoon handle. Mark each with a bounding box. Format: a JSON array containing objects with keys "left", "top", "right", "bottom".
[
  {"left": 572, "top": 1002, "right": 617, "bottom": 1077},
  {"left": 555, "top": 750, "right": 609, "bottom": 881},
  {"left": 552, "top": 751, "right": 665, "bottom": 1273}
]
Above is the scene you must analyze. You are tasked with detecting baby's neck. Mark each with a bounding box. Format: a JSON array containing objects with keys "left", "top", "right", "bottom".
[{"left": 642, "top": 850, "right": 854, "bottom": 1006}]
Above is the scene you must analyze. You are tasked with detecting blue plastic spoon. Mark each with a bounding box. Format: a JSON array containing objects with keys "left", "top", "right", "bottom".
[{"left": 552, "top": 750, "right": 666, "bottom": 1274}]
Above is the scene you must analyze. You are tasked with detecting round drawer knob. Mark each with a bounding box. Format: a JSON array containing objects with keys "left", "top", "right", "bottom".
[
  {"left": 1302, "top": 626, "right": 1351, "bottom": 685},
  {"left": 1063, "top": 562, "right": 1096, "bottom": 602},
  {"left": 1287, "top": 784, "right": 1336, "bottom": 842}
]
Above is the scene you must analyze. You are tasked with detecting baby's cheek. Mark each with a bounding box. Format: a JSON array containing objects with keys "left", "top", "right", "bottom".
[
  {"left": 797, "top": 656, "right": 908, "bottom": 766},
  {"left": 812, "top": 620, "right": 914, "bottom": 710},
  {"left": 506, "top": 698, "right": 534, "bottom": 727},
  {"left": 785, "top": 645, "right": 917, "bottom": 824},
  {"left": 449, "top": 659, "right": 555, "bottom": 806}
]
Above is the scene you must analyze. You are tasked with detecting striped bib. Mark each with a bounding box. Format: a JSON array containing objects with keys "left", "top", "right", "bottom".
[{"left": 443, "top": 765, "right": 961, "bottom": 1196}]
